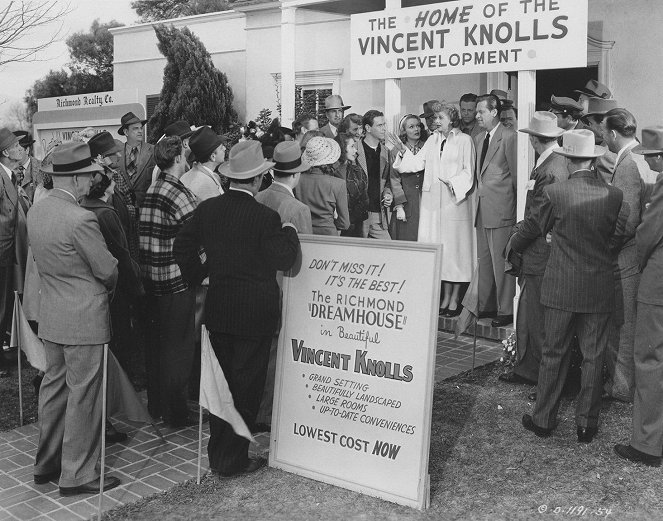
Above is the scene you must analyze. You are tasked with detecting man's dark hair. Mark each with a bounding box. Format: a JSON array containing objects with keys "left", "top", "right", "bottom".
[
  {"left": 154, "top": 136, "right": 183, "bottom": 171},
  {"left": 477, "top": 94, "right": 502, "bottom": 114},
  {"left": 88, "top": 173, "right": 112, "bottom": 199},
  {"left": 604, "top": 108, "right": 637, "bottom": 137},
  {"left": 339, "top": 113, "right": 362, "bottom": 134},
  {"left": 460, "top": 93, "right": 478, "bottom": 104},
  {"left": 362, "top": 110, "right": 384, "bottom": 130},
  {"left": 293, "top": 114, "right": 314, "bottom": 136}
]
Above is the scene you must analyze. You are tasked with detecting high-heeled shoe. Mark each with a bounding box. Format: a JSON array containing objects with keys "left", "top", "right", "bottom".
[
  {"left": 444, "top": 307, "right": 462, "bottom": 318},
  {"left": 439, "top": 306, "right": 448, "bottom": 316}
]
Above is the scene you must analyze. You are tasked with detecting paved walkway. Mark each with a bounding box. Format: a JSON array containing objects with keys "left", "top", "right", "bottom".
[{"left": 0, "top": 331, "right": 502, "bottom": 520}]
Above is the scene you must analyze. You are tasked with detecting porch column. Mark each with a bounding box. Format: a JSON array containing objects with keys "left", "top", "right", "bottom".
[
  {"left": 516, "top": 71, "right": 536, "bottom": 221},
  {"left": 281, "top": 6, "right": 297, "bottom": 128},
  {"left": 384, "top": 0, "right": 402, "bottom": 132}
]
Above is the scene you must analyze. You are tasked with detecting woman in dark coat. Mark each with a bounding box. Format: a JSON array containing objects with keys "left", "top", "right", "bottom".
[
  {"left": 336, "top": 133, "right": 369, "bottom": 237},
  {"left": 389, "top": 114, "right": 427, "bottom": 241}
]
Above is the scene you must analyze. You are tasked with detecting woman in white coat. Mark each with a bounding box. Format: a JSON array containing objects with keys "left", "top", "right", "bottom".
[{"left": 389, "top": 101, "right": 476, "bottom": 316}]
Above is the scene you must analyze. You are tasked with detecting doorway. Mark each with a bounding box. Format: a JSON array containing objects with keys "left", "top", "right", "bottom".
[{"left": 536, "top": 66, "right": 598, "bottom": 110}]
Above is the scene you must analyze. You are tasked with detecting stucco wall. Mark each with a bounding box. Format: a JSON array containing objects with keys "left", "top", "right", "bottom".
[{"left": 588, "top": 0, "right": 663, "bottom": 131}]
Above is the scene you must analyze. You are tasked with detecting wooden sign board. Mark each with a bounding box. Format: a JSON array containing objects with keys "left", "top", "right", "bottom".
[
  {"left": 270, "top": 236, "right": 441, "bottom": 510},
  {"left": 351, "top": 0, "right": 588, "bottom": 79}
]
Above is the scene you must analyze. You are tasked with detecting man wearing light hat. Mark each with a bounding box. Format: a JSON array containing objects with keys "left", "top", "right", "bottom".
[
  {"left": 181, "top": 126, "right": 226, "bottom": 202},
  {"left": 320, "top": 94, "right": 351, "bottom": 139},
  {"left": 522, "top": 129, "right": 625, "bottom": 444},
  {"left": 0, "top": 127, "right": 30, "bottom": 376},
  {"left": 501, "top": 112, "right": 567, "bottom": 387},
  {"left": 174, "top": 140, "right": 300, "bottom": 477},
  {"left": 580, "top": 97, "right": 619, "bottom": 179},
  {"left": 28, "top": 142, "right": 120, "bottom": 494},
  {"left": 117, "top": 111, "right": 156, "bottom": 209}
]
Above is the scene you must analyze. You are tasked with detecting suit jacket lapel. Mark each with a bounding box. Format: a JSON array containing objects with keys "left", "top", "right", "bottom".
[
  {"left": 1, "top": 169, "right": 18, "bottom": 206},
  {"left": 379, "top": 143, "right": 388, "bottom": 178},
  {"left": 136, "top": 144, "right": 152, "bottom": 177},
  {"left": 481, "top": 124, "right": 503, "bottom": 175}
]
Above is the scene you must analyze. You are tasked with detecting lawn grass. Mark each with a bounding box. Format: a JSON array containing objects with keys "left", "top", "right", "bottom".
[
  {"left": 97, "top": 362, "right": 663, "bottom": 521},
  {"left": 0, "top": 353, "right": 39, "bottom": 431}
]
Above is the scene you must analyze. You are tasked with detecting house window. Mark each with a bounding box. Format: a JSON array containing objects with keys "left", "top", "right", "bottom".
[
  {"left": 146, "top": 94, "right": 161, "bottom": 120},
  {"left": 296, "top": 85, "right": 332, "bottom": 126}
]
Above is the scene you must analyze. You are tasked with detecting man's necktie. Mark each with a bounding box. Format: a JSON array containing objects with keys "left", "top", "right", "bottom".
[
  {"left": 440, "top": 138, "right": 446, "bottom": 154},
  {"left": 479, "top": 132, "right": 490, "bottom": 171},
  {"left": 15, "top": 165, "right": 25, "bottom": 186},
  {"left": 127, "top": 147, "right": 138, "bottom": 178}
]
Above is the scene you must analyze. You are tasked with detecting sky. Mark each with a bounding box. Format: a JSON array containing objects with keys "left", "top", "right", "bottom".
[{"left": 0, "top": 0, "right": 138, "bottom": 106}]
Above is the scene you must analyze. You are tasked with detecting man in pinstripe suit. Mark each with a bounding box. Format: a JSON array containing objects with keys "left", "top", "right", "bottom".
[
  {"left": 522, "top": 130, "right": 626, "bottom": 443},
  {"left": 175, "top": 141, "right": 300, "bottom": 477}
]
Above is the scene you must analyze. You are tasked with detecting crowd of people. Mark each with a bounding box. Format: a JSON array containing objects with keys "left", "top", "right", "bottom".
[{"left": 1, "top": 79, "right": 663, "bottom": 495}]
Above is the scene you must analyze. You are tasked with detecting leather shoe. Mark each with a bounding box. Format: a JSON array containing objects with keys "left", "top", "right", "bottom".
[
  {"left": 577, "top": 426, "right": 598, "bottom": 443},
  {"left": 491, "top": 315, "right": 514, "bottom": 327},
  {"left": 444, "top": 307, "right": 462, "bottom": 318},
  {"left": 614, "top": 444, "right": 662, "bottom": 467},
  {"left": 478, "top": 311, "right": 497, "bottom": 319},
  {"left": 522, "top": 414, "right": 553, "bottom": 438},
  {"left": 498, "top": 371, "right": 535, "bottom": 385},
  {"left": 34, "top": 469, "right": 60, "bottom": 484},
  {"left": 213, "top": 457, "right": 266, "bottom": 478},
  {"left": 59, "top": 476, "right": 121, "bottom": 496},
  {"left": 439, "top": 306, "right": 448, "bottom": 316}
]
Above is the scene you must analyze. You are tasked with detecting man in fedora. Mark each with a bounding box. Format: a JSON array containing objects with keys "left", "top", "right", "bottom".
[
  {"left": 13, "top": 130, "right": 40, "bottom": 202},
  {"left": 0, "top": 128, "right": 30, "bottom": 376},
  {"left": 420, "top": 99, "right": 440, "bottom": 133},
  {"left": 522, "top": 129, "right": 625, "bottom": 444},
  {"left": 118, "top": 111, "right": 156, "bottom": 209},
  {"left": 254, "top": 140, "right": 311, "bottom": 430},
  {"left": 174, "top": 140, "right": 300, "bottom": 477},
  {"left": 139, "top": 136, "right": 199, "bottom": 426},
  {"left": 574, "top": 79, "right": 612, "bottom": 113},
  {"left": 633, "top": 126, "right": 663, "bottom": 178},
  {"left": 474, "top": 93, "right": 518, "bottom": 327},
  {"left": 320, "top": 94, "right": 351, "bottom": 139},
  {"left": 549, "top": 95, "right": 585, "bottom": 133},
  {"left": 581, "top": 97, "right": 619, "bottom": 178},
  {"left": 181, "top": 126, "right": 226, "bottom": 202},
  {"left": 615, "top": 152, "right": 663, "bottom": 467},
  {"left": 501, "top": 112, "right": 566, "bottom": 387},
  {"left": 28, "top": 142, "right": 121, "bottom": 495},
  {"left": 256, "top": 140, "right": 312, "bottom": 234},
  {"left": 459, "top": 93, "right": 482, "bottom": 138}
]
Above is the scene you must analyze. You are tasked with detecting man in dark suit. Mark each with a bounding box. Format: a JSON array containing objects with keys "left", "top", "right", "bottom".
[
  {"left": 28, "top": 142, "right": 121, "bottom": 495},
  {"left": 13, "top": 131, "right": 40, "bottom": 202},
  {"left": 600, "top": 108, "right": 645, "bottom": 402},
  {"left": 117, "top": 111, "right": 156, "bottom": 209},
  {"left": 473, "top": 94, "right": 518, "bottom": 327},
  {"left": 174, "top": 140, "right": 300, "bottom": 477},
  {"left": 501, "top": 112, "right": 566, "bottom": 386},
  {"left": 0, "top": 128, "right": 29, "bottom": 376},
  {"left": 356, "top": 110, "right": 394, "bottom": 239},
  {"left": 615, "top": 173, "right": 663, "bottom": 467},
  {"left": 522, "top": 130, "right": 625, "bottom": 443}
]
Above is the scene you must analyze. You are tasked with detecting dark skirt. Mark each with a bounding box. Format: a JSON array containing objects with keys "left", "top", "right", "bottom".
[{"left": 390, "top": 170, "right": 424, "bottom": 241}]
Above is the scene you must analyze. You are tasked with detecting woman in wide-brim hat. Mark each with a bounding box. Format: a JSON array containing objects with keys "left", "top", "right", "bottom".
[{"left": 296, "top": 136, "right": 350, "bottom": 235}]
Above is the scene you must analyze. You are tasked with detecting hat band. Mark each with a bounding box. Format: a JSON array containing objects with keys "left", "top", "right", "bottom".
[
  {"left": 53, "top": 157, "right": 93, "bottom": 172},
  {"left": 273, "top": 157, "right": 302, "bottom": 171}
]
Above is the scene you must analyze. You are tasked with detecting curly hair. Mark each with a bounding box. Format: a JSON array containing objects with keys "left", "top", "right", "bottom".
[{"left": 430, "top": 101, "right": 461, "bottom": 128}]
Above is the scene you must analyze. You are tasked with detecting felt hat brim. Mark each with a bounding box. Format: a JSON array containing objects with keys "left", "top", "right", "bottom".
[
  {"left": 118, "top": 118, "right": 147, "bottom": 136},
  {"left": 41, "top": 161, "right": 104, "bottom": 175},
  {"left": 554, "top": 145, "right": 606, "bottom": 159},
  {"left": 218, "top": 159, "right": 275, "bottom": 179},
  {"left": 631, "top": 144, "right": 663, "bottom": 155},
  {"left": 519, "top": 127, "right": 565, "bottom": 138}
]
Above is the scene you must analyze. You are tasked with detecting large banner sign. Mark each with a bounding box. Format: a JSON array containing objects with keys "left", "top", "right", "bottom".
[
  {"left": 350, "top": 0, "right": 588, "bottom": 80},
  {"left": 270, "top": 236, "right": 441, "bottom": 509}
]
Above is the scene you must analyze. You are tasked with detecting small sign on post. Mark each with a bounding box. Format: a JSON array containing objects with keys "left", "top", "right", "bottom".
[
  {"left": 350, "top": 0, "right": 588, "bottom": 80},
  {"left": 270, "top": 236, "right": 441, "bottom": 510}
]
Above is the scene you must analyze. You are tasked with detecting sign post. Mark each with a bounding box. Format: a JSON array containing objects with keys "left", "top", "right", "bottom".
[{"left": 270, "top": 236, "right": 441, "bottom": 510}]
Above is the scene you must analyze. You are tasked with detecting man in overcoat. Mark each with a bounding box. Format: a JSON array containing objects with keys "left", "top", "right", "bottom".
[{"left": 29, "top": 142, "right": 120, "bottom": 494}]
